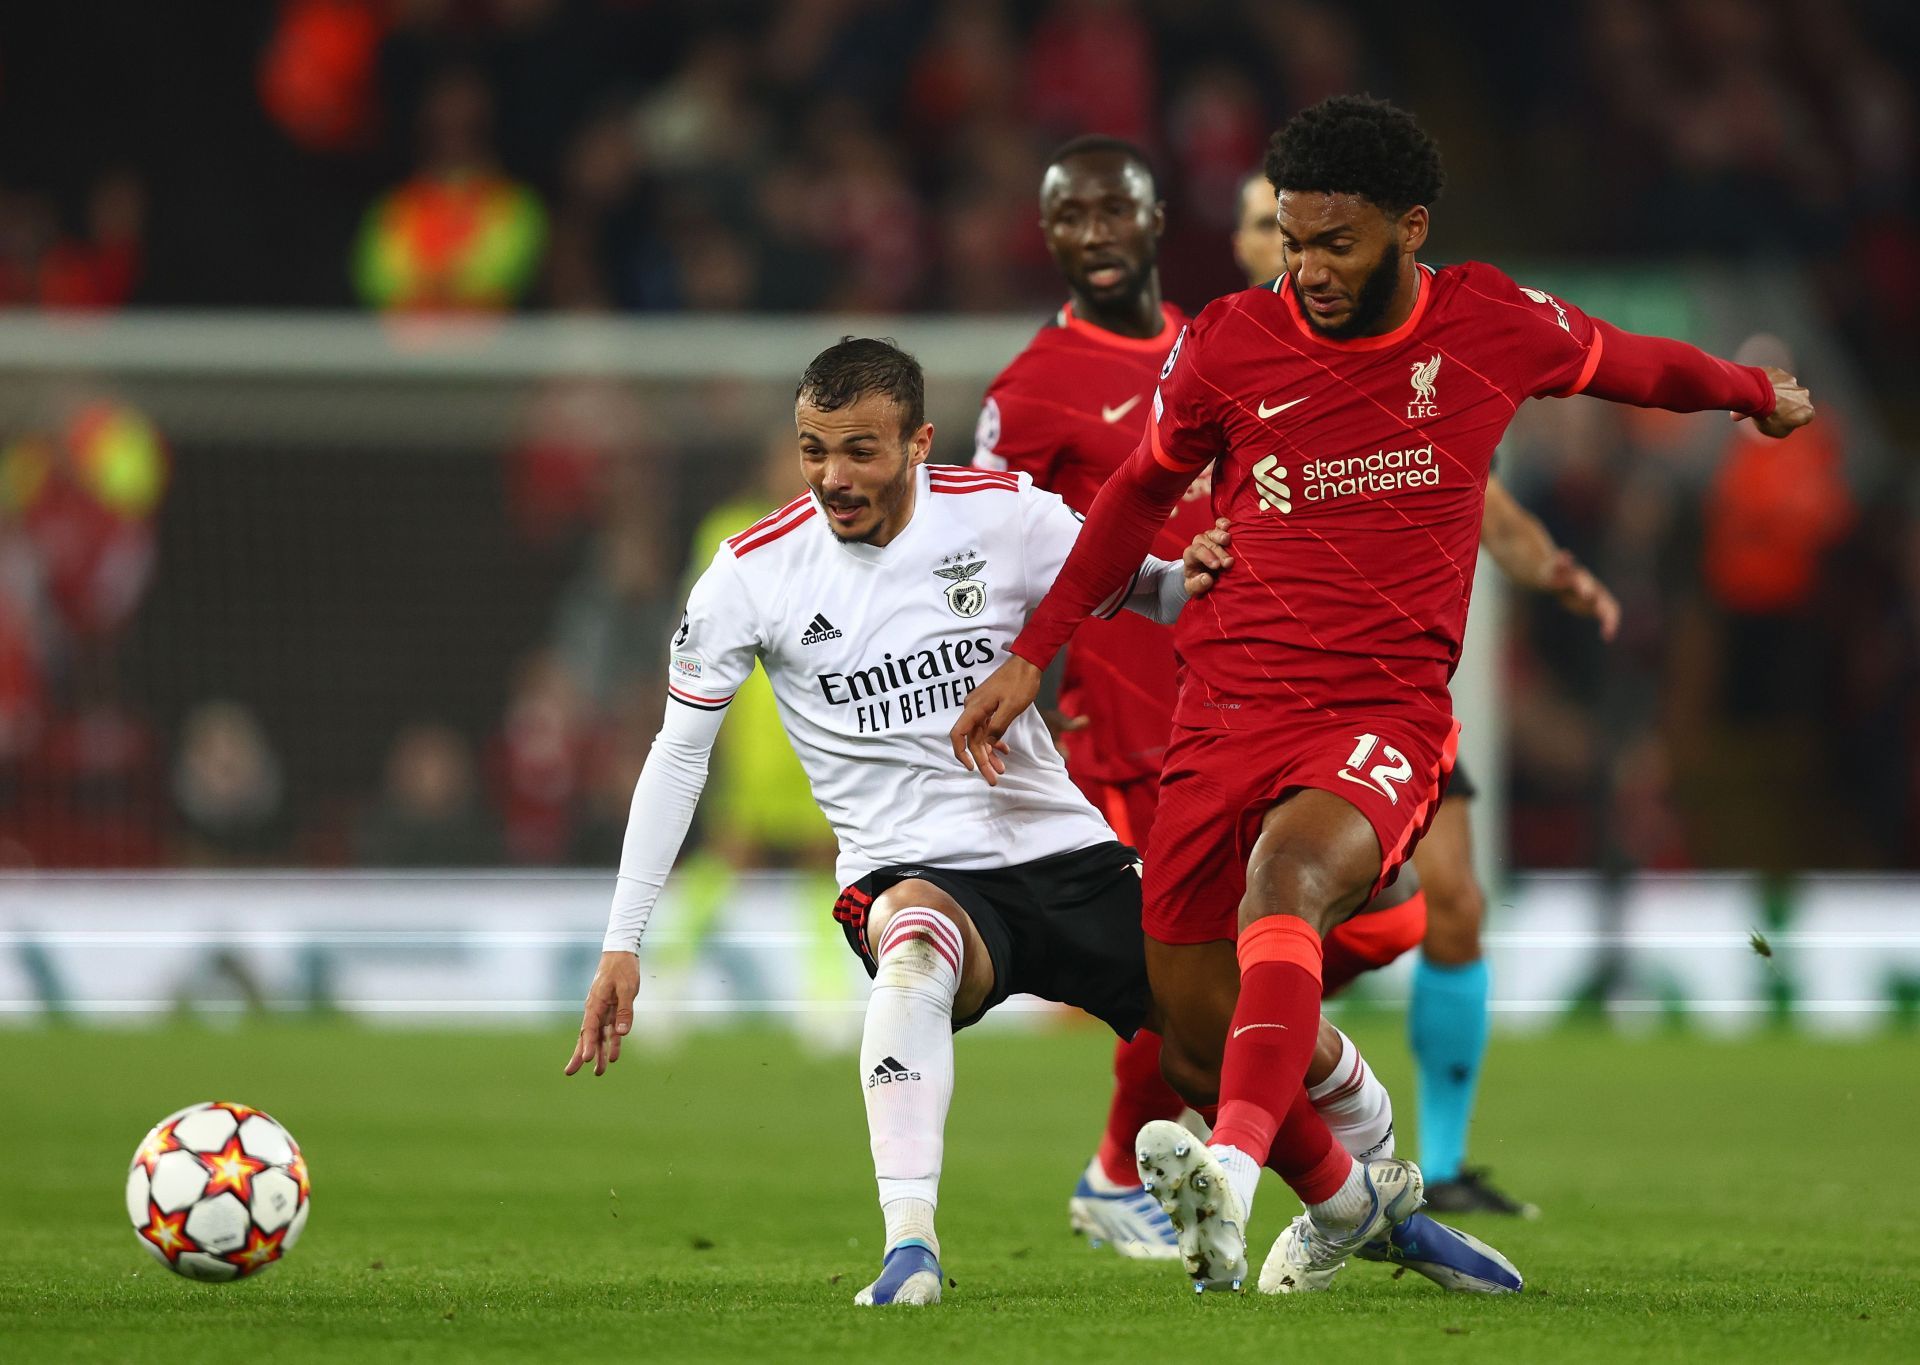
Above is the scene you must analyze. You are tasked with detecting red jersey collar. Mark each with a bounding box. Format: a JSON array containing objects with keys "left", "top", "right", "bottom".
[
  {"left": 1058, "top": 300, "right": 1181, "bottom": 354},
  {"left": 1276, "top": 264, "right": 1432, "bottom": 351}
]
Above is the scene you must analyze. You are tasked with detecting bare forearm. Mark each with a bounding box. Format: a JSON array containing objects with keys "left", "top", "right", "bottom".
[{"left": 1480, "top": 478, "right": 1560, "bottom": 591}]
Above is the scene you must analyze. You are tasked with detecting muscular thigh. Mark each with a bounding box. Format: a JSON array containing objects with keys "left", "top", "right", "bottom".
[{"left": 869, "top": 881, "right": 997, "bottom": 1021}]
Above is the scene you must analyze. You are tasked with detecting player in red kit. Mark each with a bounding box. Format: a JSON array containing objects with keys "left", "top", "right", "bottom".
[
  {"left": 972, "top": 138, "right": 1201, "bottom": 1260},
  {"left": 980, "top": 138, "right": 1423, "bottom": 1265},
  {"left": 954, "top": 96, "right": 1813, "bottom": 1294},
  {"left": 973, "top": 137, "right": 1208, "bottom": 846}
]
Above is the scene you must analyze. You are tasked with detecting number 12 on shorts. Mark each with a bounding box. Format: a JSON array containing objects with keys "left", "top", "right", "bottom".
[{"left": 1338, "top": 733, "right": 1412, "bottom": 805}]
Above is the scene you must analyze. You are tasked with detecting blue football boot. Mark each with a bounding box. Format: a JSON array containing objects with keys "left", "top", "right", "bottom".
[
  {"left": 1356, "top": 1211, "right": 1524, "bottom": 1293},
  {"left": 853, "top": 1240, "right": 942, "bottom": 1306}
]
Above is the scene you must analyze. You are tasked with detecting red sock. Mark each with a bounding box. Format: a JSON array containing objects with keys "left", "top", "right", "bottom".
[
  {"left": 1264, "top": 1086, "right": 1355, "bottom": 1204},
  {"left": 1096, "top": 1030, "right": 1187, "bottom": 1185},
  {"left": 1210, "top": 917, "right": 1326, "bottom": 1168}
]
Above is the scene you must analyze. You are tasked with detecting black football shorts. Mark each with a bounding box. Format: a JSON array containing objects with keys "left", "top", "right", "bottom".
[
  {"left": 1446, "top": 757, "right": 1478, "bottom": 802},
  {"left": 833, "top": 841, "right": 1150, "bottom": 1037}
]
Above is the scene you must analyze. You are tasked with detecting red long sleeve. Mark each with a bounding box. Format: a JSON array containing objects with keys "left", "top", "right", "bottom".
[
  {"left": 1012, "top": 434, "right": 1198, "bottom": 669},
  {"left": 1580, "top": 319, "right": 1776, "bottom": 417}
]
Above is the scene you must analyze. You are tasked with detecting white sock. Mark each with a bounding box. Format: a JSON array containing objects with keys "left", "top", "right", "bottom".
[
  {"left": 1082, "top": 1155, "right": 1132, "bottom": 1195},
  {"left": 881, "top": 1197, "right": 938, "bottom": 1255},
  {"left": 1209, "top": 1143, "right": 1262, "bottom": 1220},
  {"left": 861, "top": 908, "right": 962, "bottom": 1258},
  {"left": 1307, "top": 1027, "right": 1395, "bottom": 1161},
  {"left": 1306, "top": 1159, "right": 1374, "bottom": 1231}
]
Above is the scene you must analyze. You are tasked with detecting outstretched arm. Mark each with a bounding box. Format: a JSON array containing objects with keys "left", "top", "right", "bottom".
[
  {"left": 1480, "top": 477, "right": 1619, "bottom": 640},
  {"left": 1581, "top": 321, "right": 1813, "bottom": 436}
]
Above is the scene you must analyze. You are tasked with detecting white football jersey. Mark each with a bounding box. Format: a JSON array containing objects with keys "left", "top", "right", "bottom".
[{"left": 669, "top": 463, "right": 1145, "bottom": 889}]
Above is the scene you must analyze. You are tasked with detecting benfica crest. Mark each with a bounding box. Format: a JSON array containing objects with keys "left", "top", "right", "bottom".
[{"left": 934, "top": 551, "right": 987, "bottom": 618}]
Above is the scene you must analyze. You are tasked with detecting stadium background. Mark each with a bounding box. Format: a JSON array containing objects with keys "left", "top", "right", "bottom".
[
  {"left": 3, "top": 4, "right": 1919, "bottom": 1360},
  {"left": 1, "top": 0, "right": 1916, "bottom": 1032}
]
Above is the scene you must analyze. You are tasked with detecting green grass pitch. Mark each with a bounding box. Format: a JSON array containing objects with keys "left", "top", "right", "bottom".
[{"left": 1, "top": 1018, "right": 1914, "bottom": 1362}]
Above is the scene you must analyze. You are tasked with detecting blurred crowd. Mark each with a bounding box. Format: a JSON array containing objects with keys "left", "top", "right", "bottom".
[
  {"left": 0, "top": 0, "right": 1917, "bottom": 872},
  {"left": 0, "top": 2, "right": 1912, "bottom": 357}
]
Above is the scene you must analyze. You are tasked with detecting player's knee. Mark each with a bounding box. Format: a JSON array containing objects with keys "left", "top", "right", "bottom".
[
  {"left": 1237, "top": 850, "right": 1356, "bottom": 936},
  {"left": 869, "top": 887, "right": 967, "bottom": 986},
  {"left": 1158, "top": 1038, "right": 1219, "bottom": 1109}
]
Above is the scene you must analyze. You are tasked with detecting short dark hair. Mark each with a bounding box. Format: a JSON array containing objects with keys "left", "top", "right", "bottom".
[
  {"left": 796, "top": 336, "right": 925, "bottom": 439},
  {"left": 1265, "top": 95, "right": 1445, "bottom": 217},
  {"left": 1048, "top": 134, "right": 1158, "bottom": 194}
]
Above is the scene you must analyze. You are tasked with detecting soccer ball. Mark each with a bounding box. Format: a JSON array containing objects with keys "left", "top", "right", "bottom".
[{"left": 125, "top": 1101, "right": 310, "bottom": 1281}]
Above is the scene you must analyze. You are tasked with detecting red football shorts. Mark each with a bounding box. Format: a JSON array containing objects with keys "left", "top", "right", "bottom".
[{"left": 1142, "top": 716, "right": 1458, "bottom": 946}]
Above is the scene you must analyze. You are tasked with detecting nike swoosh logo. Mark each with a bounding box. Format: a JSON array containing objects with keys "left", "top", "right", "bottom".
[
  {"left": 1231, "top": 1022, "right": 1289, "bottom": 1038},
  {"left": 1257, "top": 396, "right": 1308, "bottom": 419},
  {"left": 1101, "top": 394, "right": 1144, "bottom": 423}
]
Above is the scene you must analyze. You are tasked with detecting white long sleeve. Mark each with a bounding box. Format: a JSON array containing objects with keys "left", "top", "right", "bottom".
[
  {"left": 602, "top": 701, "right": 727, "bottom": 954},
  {"left": 1126, "top": 554, "right": 1190, "bottom": 624}
]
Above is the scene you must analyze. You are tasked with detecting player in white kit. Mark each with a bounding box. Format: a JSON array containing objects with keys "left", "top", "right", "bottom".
[{"left": 563, "top": 338, "right": 1199, "bottom": 1306}]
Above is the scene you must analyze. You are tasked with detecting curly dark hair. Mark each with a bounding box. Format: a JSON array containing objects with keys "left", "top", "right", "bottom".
[
  {"left": 1264, "top": 95, "right": 1445, "bottom": 216},
  {"left": 797, "top": 337, "right": 924, "bottom": 439}
]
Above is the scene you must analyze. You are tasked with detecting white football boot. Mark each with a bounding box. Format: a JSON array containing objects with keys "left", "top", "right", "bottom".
[
  {"left": 1257, "top": 1157, "right": 1425, "bottom": 1294},
  {"left": 1135, "top": 1120, "right": 1248, "bottom": 1292},
  {"left": 1068, "top": 1157, "right": 1181, "bottom": 1259}
]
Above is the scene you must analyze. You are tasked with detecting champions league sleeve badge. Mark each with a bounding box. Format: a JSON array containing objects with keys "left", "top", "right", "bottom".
[{"left": 933, "top": 552, "right": 988, "bottom": 618}]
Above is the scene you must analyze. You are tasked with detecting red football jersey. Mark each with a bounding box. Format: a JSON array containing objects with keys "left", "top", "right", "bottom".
[
  {"left": 974, "top": 301, "right": 1211, "bottom": 783},
  {"left": 1143, "top": 262, "right": 1613, "bottom": 732}
]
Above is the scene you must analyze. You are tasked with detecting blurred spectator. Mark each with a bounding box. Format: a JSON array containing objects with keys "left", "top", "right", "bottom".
[
  {"left": 1702, "top": 418, "right": 1854, "bottom": 621},
  {"left": 0, "top": 395, "right": 168, "bottom": 650},
  {"left": 14, "top": 699, "right": 161, "bottom": 868},
  {"left": 170, "top": 701, "right": 293, "bottom": 865},
  {"left": 544, "top": 106, "right": 657, "bottom": 311},
  {"left": 258, "top": 0, "right": 388, "bottom": 155},
  {"left": 906, "top": 0, "right": 1024, "bottom": 137},
  {"left": 352, "top": 67, "right": 546, "bottom": 313},
  {"left": 546, "top": 439, "right": 678, "bottom": 707},
  {"left": 798, "top": 99, "right": 928, "bottom": 312},
  {"left": 355, "top": 723, "right": 503, "bottom": 866},
  {"left": 1025, "top": 0, "right": 1157, "bottom": 145},
  {"left": 503, "top": 377, "right": 654, "bottom": 550},
  {"left": 566, "top": 682, "right": 655, "bottom": 867},
  {"left": 0, "top": 173, "right": 144, "bottom": 309},
  {"left": 0, "top": 525, "right": 51, "bottom": 764},
  {"left": 489, "top": 651, "right": 594, "bottom": 865}
]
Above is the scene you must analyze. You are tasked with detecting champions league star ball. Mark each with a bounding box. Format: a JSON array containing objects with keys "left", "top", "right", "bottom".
[{"left": 125, "top": 1102, "right": 310, "bottom": 1281}]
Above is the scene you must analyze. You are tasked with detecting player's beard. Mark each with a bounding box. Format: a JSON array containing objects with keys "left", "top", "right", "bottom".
[
  {"left": 825, "top": 455, "right": 916, "bottom": 545},
  {"left": 1314, "top": 238, "right": 1403, "bottom": 339}
]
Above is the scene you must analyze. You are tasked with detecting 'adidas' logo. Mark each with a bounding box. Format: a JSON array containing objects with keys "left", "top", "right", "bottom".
[
  {"left": 866, "top": 1055, "right": 921, "bottom": 1087},
  {"left": 800, "top": 613, "right": 842, "bottom": 645}
]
